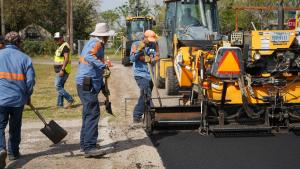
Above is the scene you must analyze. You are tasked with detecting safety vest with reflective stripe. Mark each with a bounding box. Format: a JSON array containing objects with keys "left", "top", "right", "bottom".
[
  {"left": 54, "top": 42, "right": 72, "bottom": 74},
  {"left": 0, "top": 72, "right": 25, "bottom": 81},
  {"left": 0, "top": 44, "right": 35, "bottom": 107},
  {"left": 76, "top": 38, "right": 106, "bottom": 93}
]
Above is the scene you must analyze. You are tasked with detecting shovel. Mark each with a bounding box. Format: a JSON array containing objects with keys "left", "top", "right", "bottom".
[
  {"left": 103, "top": 68, "right": 114, "bottom": 116},
  {"left": 147, "top": 57, "right": 162, "bottom": 107},
  {"left": 28, "top": 103, "right": 68, "bottom": 144}
]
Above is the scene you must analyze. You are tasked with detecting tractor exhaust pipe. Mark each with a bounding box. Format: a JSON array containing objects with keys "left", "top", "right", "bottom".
[{"left": 278, "top": 0, "right": 284, "bottom": 30}]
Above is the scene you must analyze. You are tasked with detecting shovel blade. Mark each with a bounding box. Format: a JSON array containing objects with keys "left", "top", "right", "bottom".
[
  {"left": 40, "top": 120, "right": 68, "bottom": 144},
  {"left": 105, "top": 101, "right": 113, "bottom": 115}
]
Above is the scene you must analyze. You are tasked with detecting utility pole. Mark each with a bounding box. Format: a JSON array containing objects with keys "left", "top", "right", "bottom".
[
  {"left": 136, "top": 0, "right": 140, "bottom": 16},
  {"left": 278, "top": 0, "right": 284, "bottom": 30},
  {"left": 0, "top": 0, "right": 5, "bottom": 36},
  {"left": 66, "top": 0, "right": 73, "bottom": 52}
]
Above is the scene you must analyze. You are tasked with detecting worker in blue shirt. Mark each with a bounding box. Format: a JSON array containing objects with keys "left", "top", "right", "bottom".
[
  {"left": 76, "top": 23, "right": 114, "bottom": 158},
  {"left": 130, "top": 30, "right": 159, "bottom": 123},
  {"left": 0, "top": 32, "right": 35, "bottom": 168}
]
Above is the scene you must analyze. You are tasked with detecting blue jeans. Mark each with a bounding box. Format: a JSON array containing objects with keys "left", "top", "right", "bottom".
[
  {"left": 133, "top": 76, "right": 153, "bottom": 119},
  {"left": 77, "top": 85, "right": 100, "bottom": 151},
  {"left": 0, "top": 106, "right": 23, "bottom": 155},
  {"left": 55, "top": 73, "right": 74, "bottom": 107}
]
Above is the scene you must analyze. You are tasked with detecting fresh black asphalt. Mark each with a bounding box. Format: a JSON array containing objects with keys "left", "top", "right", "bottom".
[{"left": 150, "top": 131, "right": 300, "bottom": 169}]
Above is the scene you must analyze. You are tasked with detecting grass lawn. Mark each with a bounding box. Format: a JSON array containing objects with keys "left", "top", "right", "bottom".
[
  {"left": 25, "top": 47, "right": 121, "bottom": 121},
  {"left": 23, "top": 64, "right": 82, "bottom": 121},
  {"left": 105, "top": 47, "right": 122, "bottom": 61},
  {"left": 31, "top": 47, "right": 122, "bottom": 62}
]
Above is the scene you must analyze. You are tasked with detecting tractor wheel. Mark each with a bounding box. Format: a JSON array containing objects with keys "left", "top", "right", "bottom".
[
  {"left": 156, "top": 75, "right": 165, "bottom": 89},
  {"left": 121, "top": 58, "right": 124, "bottom": 65},
  {"left": 123, "top": 56, "right": 131, "bottom": 66},
  {"left": 165, "top": 67, "right": 179, "bottom": 95}
]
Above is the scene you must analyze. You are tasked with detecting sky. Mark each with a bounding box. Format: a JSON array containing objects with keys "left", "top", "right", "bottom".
[{"left": 100, "top": 0, "right": 163, "bottom": 11}]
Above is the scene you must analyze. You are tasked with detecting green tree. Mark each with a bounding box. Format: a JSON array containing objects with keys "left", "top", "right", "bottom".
[
  {"left": 3, "top": 0, "right": 98, "bottom": 40},
  {"left": 217, "top": 0, "right": 291, "bottom": 33},
  {"left": 151, "top": 4, "right": 165, "bottom": 35},
  {"left": 73, "top": 0, "right": 98, "bottom": 40},
  {"left": 116, "top": 0, "right": 150, "bottom": 18},
  {"left": 99, "top": 9, "right": 120, "bottom": 28}
]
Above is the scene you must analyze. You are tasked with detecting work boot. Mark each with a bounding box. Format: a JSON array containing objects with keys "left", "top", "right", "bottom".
[
  {"left": 0, "top": 150, "right": 7, "bottom": 169},
  {"left": 8, "top": 152, "right": 21, "bottom": 161},
  {"left": 84, "top": 148, "right": 107, "bottom": 158},
  {"left": 133, "top": 118, "right": 142, "bottom": 124},
  {"left": 64, "top": 101, "right": 74, "bottom": 109}
]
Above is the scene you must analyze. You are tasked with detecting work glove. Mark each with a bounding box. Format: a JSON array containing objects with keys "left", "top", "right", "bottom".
[
  {"left": 137, "top": 42, "right": 146, "bottom": 51},
  {"left": 155, "top": 55, "right": 160, "bottom": 61},
  {"left": 145, "top": 55, "right": 151, "bottom": 63},
  {"left": 102, "top": 87, "right": 110, "bottom": 97},
  {"left": 103, "top": 67, "right": 111, "bottom": 78}
]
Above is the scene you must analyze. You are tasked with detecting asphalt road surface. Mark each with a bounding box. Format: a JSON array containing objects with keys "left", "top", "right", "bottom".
[{"left": 151, "top": 131, "right": 300, "bottom": 169}]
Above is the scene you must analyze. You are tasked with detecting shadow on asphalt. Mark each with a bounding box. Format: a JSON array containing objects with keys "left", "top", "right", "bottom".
[
  {"left": 6, "top": 135, "right": 152, "bottom": 169},
  {"left": 150, "top": 130, "right": 300, "bottom": 169}
]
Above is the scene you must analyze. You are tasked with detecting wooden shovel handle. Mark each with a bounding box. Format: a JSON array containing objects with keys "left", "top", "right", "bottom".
[{"left": 28, "top": 103, "right": 48, "bottom": 125}]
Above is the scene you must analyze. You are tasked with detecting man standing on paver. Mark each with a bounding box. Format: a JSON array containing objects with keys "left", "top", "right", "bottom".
[
  {"left": 76, "top": 23, "right": 114, "bottom": 158},
  {"left": 53, "top": 32, "right": 74, "bottom": 109},
  {"left": 0, "top": 32, "right": 35, "bottom": 168},
  {"left": 130, "top": 30, "right": 159, "bottom": 123}
]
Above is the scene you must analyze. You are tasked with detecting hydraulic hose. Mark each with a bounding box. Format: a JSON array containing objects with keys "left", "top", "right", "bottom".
[{"left": 289, "top": 112, "right": 300, "bottom": 121}]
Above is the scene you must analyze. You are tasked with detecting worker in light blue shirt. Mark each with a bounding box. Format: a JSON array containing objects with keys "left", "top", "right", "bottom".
[
  {"left": 76, "top": 23, "right": 114, "bottom": 158},
  {"left": 0, "top": 32, "right": 35, "bottom": 167},
  {"left": 130, "top": 30, "right": 159, "bottom": 123}
]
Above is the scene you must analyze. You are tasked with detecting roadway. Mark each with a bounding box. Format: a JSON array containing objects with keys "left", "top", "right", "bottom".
[{"left": 151, "top": 131, "right": 300, "bottom": 169}]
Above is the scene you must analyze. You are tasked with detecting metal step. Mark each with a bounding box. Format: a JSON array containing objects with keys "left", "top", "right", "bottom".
[
  {"left": 153, "top": 120, "right": 200, "bottom": 131},
  {"left": 210, "top": 124, "right": 273, "bottom": 137},
  {"left": 156, "top": 120, "right": 201, "bottom": 126}
]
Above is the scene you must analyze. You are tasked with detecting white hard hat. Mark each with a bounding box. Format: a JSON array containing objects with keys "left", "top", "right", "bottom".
[{"left": 54, "top": 32, "right": 63, "bottom": 39}]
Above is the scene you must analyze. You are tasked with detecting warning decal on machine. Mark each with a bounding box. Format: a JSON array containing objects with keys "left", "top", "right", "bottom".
[{"left": 217, "top": 50, "right": 241, "bottom": 75}]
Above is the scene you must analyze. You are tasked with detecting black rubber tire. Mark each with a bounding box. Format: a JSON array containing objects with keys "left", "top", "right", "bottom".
[
  {"left": 122, "top": 49, "right": 126, "bottom": 66},
  {"left": 121, "top": 57, "right": 125, "bottom": 65},
  {"left": 165, "top": 67, "right": 179, "bottom": 95},
  {"left": 121, "top": 47, "right": 131, "bottom": 66},
  {"left": 123, "top": 56, "right": 131, "bottom": 66},
  {"left": 156, "top": 75, "right": 165, "bottom": 89}
]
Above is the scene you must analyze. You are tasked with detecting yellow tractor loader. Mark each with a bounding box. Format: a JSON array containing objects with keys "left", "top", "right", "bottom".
[
  {"left": 145, "top": 0, "right": 300, "bottom": 136},
  {"left": 156, "top": 0, "right": 220, "bottom": 95},
  {"left": 121, "top": 16, "right": 155, "bottom": 66}
]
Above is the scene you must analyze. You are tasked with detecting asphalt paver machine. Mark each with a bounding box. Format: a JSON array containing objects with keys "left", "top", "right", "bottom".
[{"left": 145, "top": 0, "right": 300, "bottom": 136}]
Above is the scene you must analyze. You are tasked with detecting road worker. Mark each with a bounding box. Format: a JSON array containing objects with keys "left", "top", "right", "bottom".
[
  {"left": 130, "top": 30, "right": 159, "bottom": 123},
  {"left": 53, "top": 32, "right": 74, "bottom": 109},
  {"left": 0, "top": 32, "right": 35, "bottom": 168},
  {"left": 76, "top": 23, "right": 114, "bottom": 158}
]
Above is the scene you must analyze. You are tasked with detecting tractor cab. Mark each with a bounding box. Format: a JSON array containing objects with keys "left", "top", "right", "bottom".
[
  {"left": 165, "top": 0, "right": 220, "bottom": 42},
  {"left": 125, "top": 16, "right": 154, "bottom": 41},
  {"left": 121, "top": 16, "right": 155, "bottom": 66}
]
